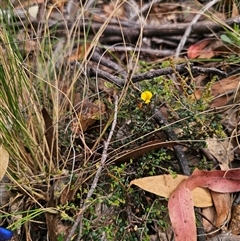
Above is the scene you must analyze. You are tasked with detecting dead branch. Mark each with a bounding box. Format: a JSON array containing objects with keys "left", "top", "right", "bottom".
[
  {"left": 87, "top": 62, "right": 227, "bottom": 86},
  {"left": 88, "top": 66, "right": 125, "bottom": 86},
  {"left": 8, "top": 9, "right": 240, "bottom": 41},
  {"left": 154, "top": 109, "right": 191, "bottom": 176},
  {"left": 91, "top": 50, "right": 127, "bottom": 77}
]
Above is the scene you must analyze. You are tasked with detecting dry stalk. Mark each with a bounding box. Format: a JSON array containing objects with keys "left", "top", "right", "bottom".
[
  {"left": 65, "top": 95, "right": 119, "bottom": 241},
  {"left": 175, "top": 0, "right": 221, "bottom": 58}
]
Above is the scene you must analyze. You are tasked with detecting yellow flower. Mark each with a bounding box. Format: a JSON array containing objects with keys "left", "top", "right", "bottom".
[{"left": 141, "top": 91, "right": 153, "bottom": 104}]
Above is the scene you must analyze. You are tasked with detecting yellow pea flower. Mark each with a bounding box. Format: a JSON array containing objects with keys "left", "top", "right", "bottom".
[{"left": 141, "top": 91, "right": 153, "bottom": 104}]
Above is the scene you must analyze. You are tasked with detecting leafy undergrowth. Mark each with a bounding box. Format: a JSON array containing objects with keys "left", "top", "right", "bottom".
[{"left": 0, "top": 0, "right": 240, "bottom": 241}]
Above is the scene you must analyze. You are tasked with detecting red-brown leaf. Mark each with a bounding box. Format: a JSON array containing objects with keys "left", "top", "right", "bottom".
[
  {"left": 187, "top": 39, "right": 211, "bottom": 59},
  {"left": 187, "top": 169, "right": 240, "bottom": 192},
  {"left": 168, "top": 181, "right": 196, "bottom": 241},
  {"left": 169, "top": 169, "right": 240, "bottom": 241}
]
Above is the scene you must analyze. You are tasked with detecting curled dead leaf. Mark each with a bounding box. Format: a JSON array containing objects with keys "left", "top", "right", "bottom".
[
  {"left": 211, "top": 191, "right": 231, "bottom": 227},
  {"left": 72, "top": 100, "right": 106, "bottom": 133},
  {"left": 205, "top": 136, "right": 234, "bottom": 166}
]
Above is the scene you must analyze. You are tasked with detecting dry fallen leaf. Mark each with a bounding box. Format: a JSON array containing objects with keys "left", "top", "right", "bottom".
[
  {"left": 168, "top": 179, "right": 196, "bottom": 241},
  {"left": 206, "top": 136, "right": 234, "bottom": 166},
  {"left": 202, "top": 206, "right": 216, "bottom": 232},
  {"left": 72, "top": 100, "right": 106, "bottom": 133},
  {"left": 195, "top": 74, "right": 240, "bottom": 108},
  {"left": 103, "top": 1, "right": 126, "bottom": 20},
  {"left": 28, "top": 4, "right": 39, "bottom": 18},
  {"left": 0, "top": 145, "right": 9, "bottom": 181},
  {"left": 211, "top": 191, "right": 231, "bottom": 227},
  {"left": 68, "top": 43, "right": 91, "bottom": 61},
  {"left": 188, "top": 39, "right": 212, "bottom": 59},
  {"left": 17, "top": 30, "right": 36, "bottom": 54},
  {"left": 188, "top": 39, "right": 224, "bottom": 59},
  {"left": 231, "top": 0, "right": 239, "bottom": 18},
  {"left": 130, "top": 174, "right": 212, "bottom": 207}
]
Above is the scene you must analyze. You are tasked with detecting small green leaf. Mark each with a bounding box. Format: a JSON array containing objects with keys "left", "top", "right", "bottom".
[{"left": 220, "top": 34, "right": 232, "bottom": 44}]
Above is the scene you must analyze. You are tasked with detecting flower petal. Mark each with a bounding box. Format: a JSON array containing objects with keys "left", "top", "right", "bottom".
[{"left": 141, "top": 91, "right": 153, "bottom": 104}]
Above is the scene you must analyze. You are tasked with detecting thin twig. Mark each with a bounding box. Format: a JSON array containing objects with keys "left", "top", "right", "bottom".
[
  {"left": 130, "top": 0, "right": 164, "bottom": 21},
  {"left": 103, "top": 45, "right": 174, "bottom": 57},
  {"left": 65, "top": 95, "right": 119, "bottom": 241},
  {"left": 84, "top": 0, "right": 97, "bottom": 10},
  {"left": 88, "top": 66, "right": 125, "bottom": 86},
  {"left": 91, "top": 50, "right": 127, "bottom": 77},
  {"left": 191, "top": 66, "right": 227, "bottom": 77}
]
